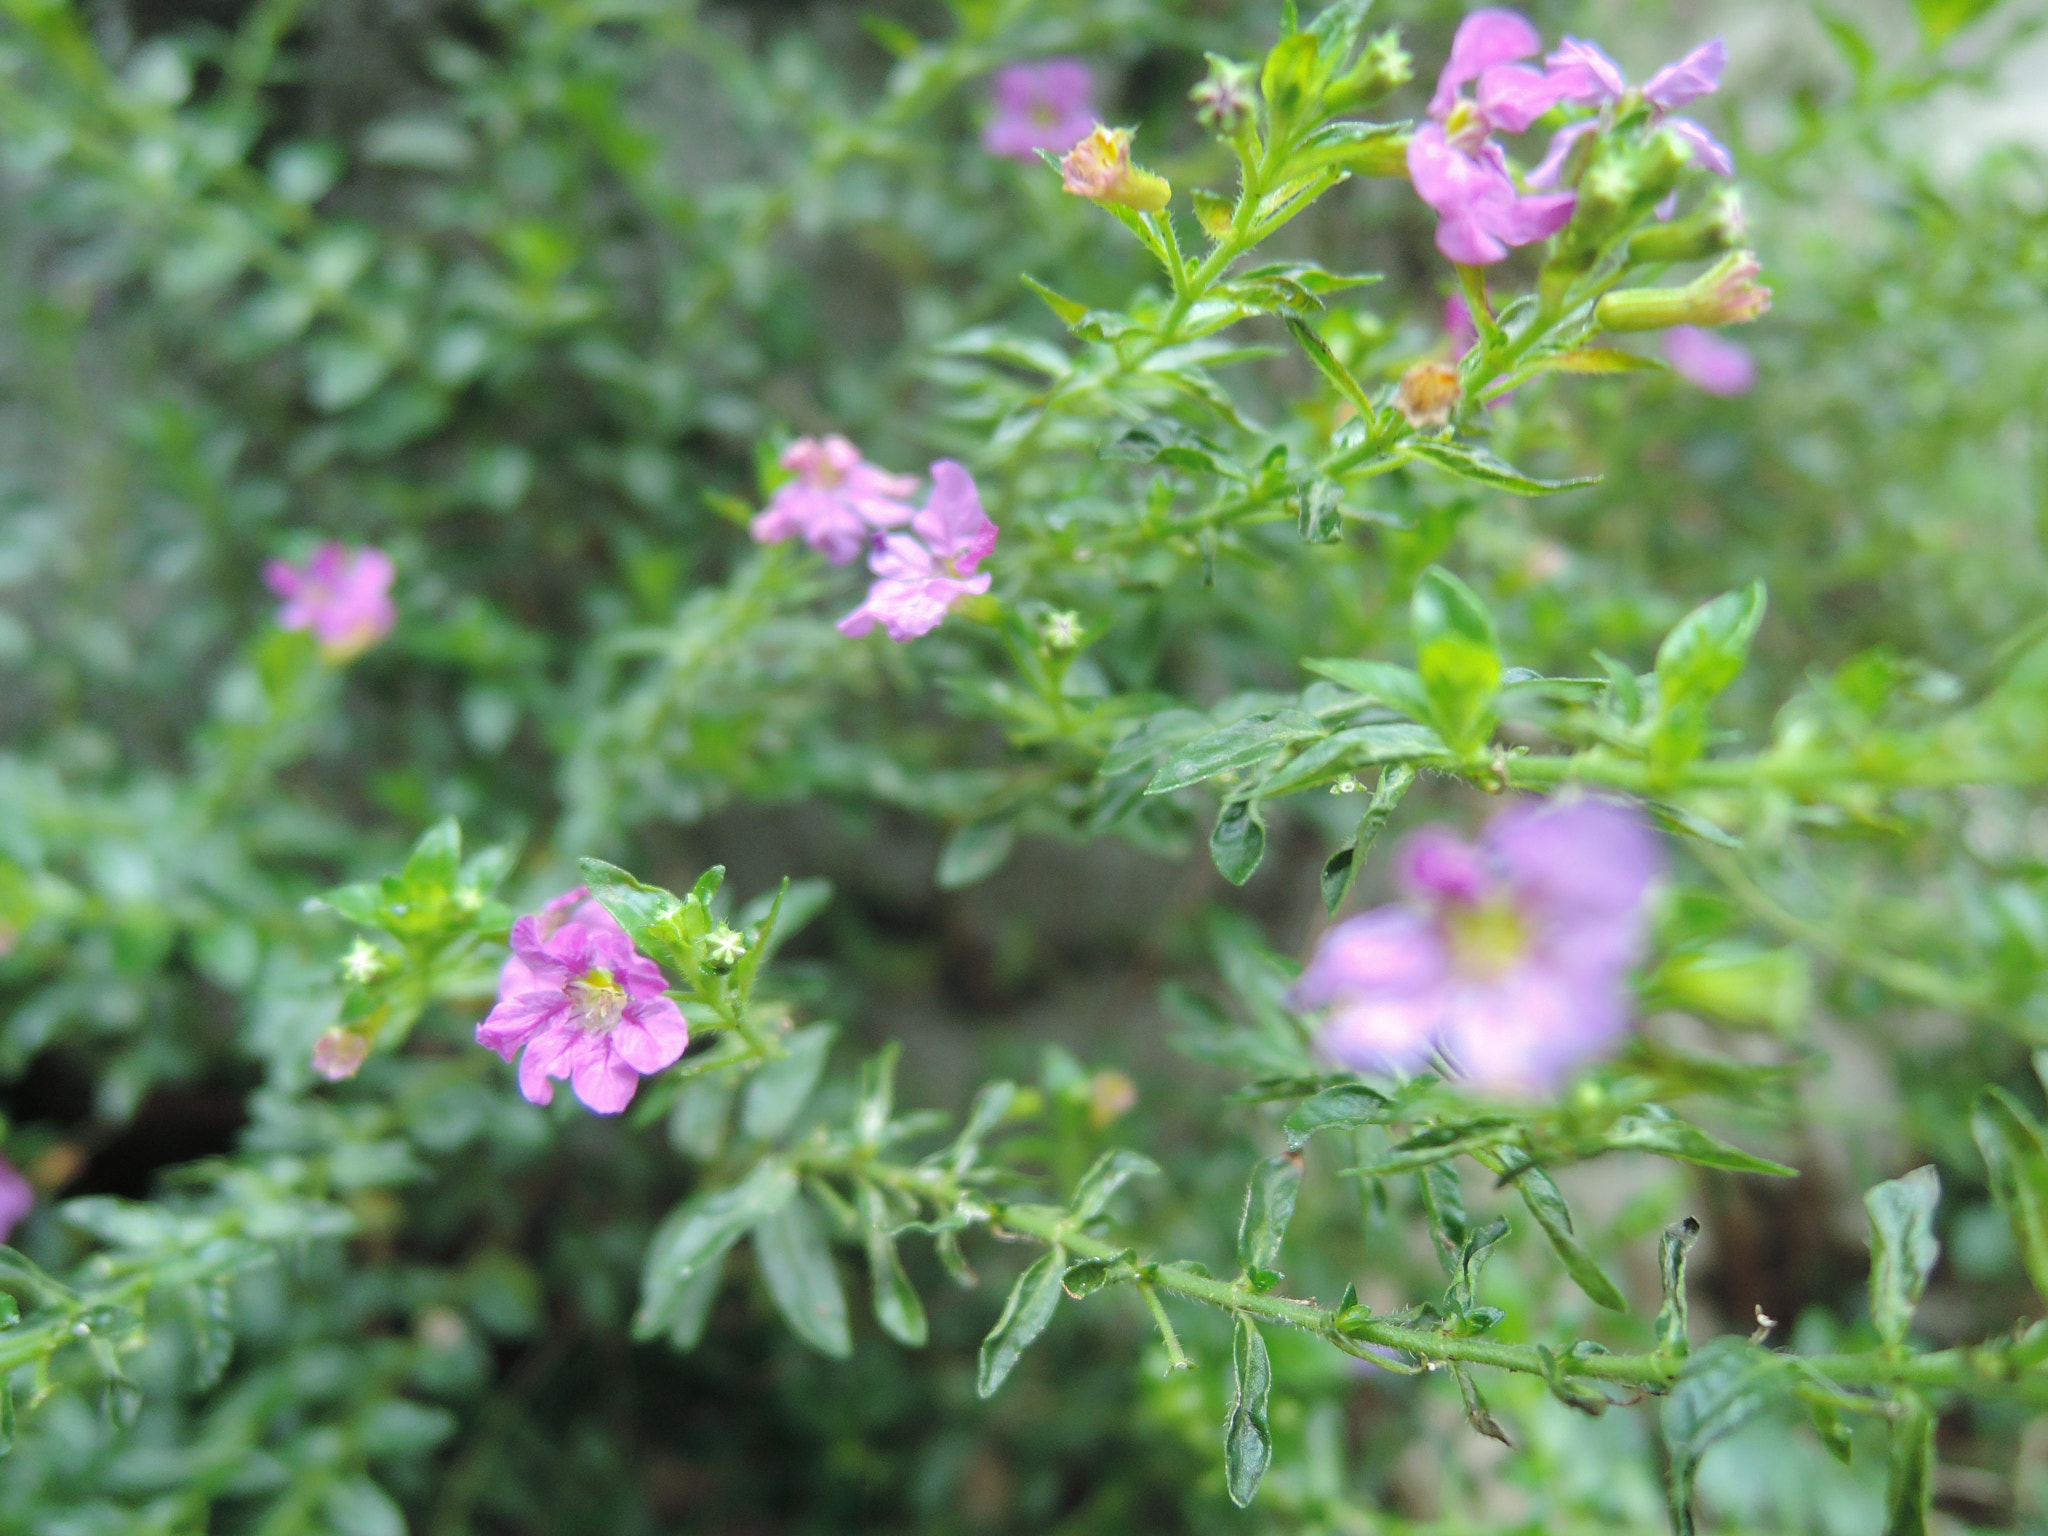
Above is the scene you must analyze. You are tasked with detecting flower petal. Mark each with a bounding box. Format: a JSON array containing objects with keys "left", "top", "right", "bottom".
[
  {"left": 1643, "top": 38, "right": 1725, "bottom": 111},
  {"left": 1663, "top": 325, "right": 1756, "bottom": 396},
  {"left": 1431, "top": 8, "right": 1543, "bottom": 119},
  {"left": 910, "top": 461, "right": 999, "bottom": 573},
  {"left": 573, "top": 1046, "right": 641, "bottom": 1114}
]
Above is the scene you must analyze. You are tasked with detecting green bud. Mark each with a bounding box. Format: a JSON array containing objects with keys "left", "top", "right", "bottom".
[
  {"left": 1324, "top": 30, "right": 1413, "bottom": 111},
  {"left": 1629, "top": 189, "right": 1746, "bottom": 264}
]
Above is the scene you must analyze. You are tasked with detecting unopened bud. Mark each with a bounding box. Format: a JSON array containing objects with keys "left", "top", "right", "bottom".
[
  {"left": 1085, "top": 1069, "right": 1138, "bottom": 1128},
  {"left": 1628, "top": 188, "right": 1746, "bottom": 264},
  {"left": 1060, "top": 126, "right": 1171, "bottom": 213},
  {"left": 1325, "top": 30, "right": 1413, "bottom": 111},
  {"left": 1394, "top": 361, "right": 1462, "bottom": 428},
  {"left": 340, "top": 937, "right": 392, "bottom": 985},
  {"left": 1191, "top": 56, "right": 1255, "bottom": 133},
  {"left": 312, "top": 1027, "right": 370, "bottom": 1082},
  {"left": 1595, "top": 250, "right": 1771, "bottom": 333}
]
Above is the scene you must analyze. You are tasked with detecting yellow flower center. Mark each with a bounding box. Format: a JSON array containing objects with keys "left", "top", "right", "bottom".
[
  {"left": 567, "top": 968, "right": 627, "bottom": 1033},
  {"left": 1446, "top": 901, "right": 1527, "bottom": 979}
]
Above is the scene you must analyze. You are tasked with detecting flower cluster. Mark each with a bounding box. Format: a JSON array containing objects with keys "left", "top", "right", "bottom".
[
  {"left": 1289, "top": 797, "right": 1661, "bottom": 1094},
  {"left": 838, "top": 461, "right": 998, "bottom": 642},
  {"left": 751, "top": 435, "right": 920, "bottom": 565},
  {"left": 1405, "top": 9, "right": 1733, "bottom": 267},
  {"left": 983, "top": 60, "right": 1096, "bottom": 161},
  {"left": 265, "top": 542, "right": 397, "bottom": 662},
  {"left": 477, "top": 886, "right": 689, "bottom": 1115}
]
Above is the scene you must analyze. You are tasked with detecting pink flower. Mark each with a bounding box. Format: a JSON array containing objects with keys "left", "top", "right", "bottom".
[
  {"left": 1536, "top": 36, "right": 1732, "bottom": 181},
  {"left": 0, "top": 1158, "right": 31, "bottom": 1243},
  {"left": 984, "top": 60, "right": 1097, "bottom": 161},
  {"left": 1289, "top": 798, "right": 1662, "bottom": 1094},
  {"left": 1663, "top": 325, "right": 1756, "bottom": 396},
  {"left": 264, "top": 543, "right": 396, "bottom": 662},
  {"left": 751, "top": 436, "right": 920, "bottom": 566},
  {"left": 838, "top": 461, "right": 997, "bottom": 642},
  {"left": 312, "top": 1028, "right": 370, "bottom": 1081},
  {"left": 476, "top": 885, "right": 689, "bottom": 1115},
  {"left": 1407, "top": 11, "right": 1577, "bottom": 266}
]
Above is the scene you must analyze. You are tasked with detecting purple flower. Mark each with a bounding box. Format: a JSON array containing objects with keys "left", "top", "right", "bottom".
[
  {"left": 751, "top": 436, "right": 920, "bottom": 566},
  {"left": 1407, "top": 11, "right": 1577, "bottom": 266},
  {"left": 1537, "top": 36, "right": 1732, "bottom": 180},
  {"left": 265, "top": 543, "right": 397, "bottom": 662},
  {"left": 838, "top": 461, "right": 997, "bottom": 642},
  {"left": 985, "top": 60, "right": 1096, "bottom": 161},
  {"left": 0, "top": 1158, "right": 31, "bottom": 1244},
  {"left": 312, "top": 1027, "right": 370, "bottom": 1081},
  {"left": 477, "top": 885, "right": 689, "bottom": 1115},
  {"left": 1288, "top": 797, "right": 1662, "bottom": 1095},
  {"left": 1663, "top": 325, "right": 1756, "bottom": 396}
]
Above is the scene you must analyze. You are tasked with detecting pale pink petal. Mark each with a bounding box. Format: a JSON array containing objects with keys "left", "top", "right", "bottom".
[
  {"left": 1664, "top": 325, "right": 1756, "bottom": 396},
  {"left": 910, "top": 462, "right": 998, "bottom": 573},
  {"left": 1431, "top": 9, "right": 1543, "bottom": 118},
  {"left": 1526, "top": 120, "right": 1598, "bottom": 189},
  {"left": 1644, "top": 39, "right": 1725, "bottom": 111},
  {"left": 611, "top": 997, "right": 690, "bottom": 1073},
  {"left": 1544, "top": 37, "right": 1626, "bottom": 104},
  {"left": 1665, "top": 117, "right": 1734, "bottom": 175},
  {"left": 573, "top": 1047, "right": 641, "bottom": 1114}
]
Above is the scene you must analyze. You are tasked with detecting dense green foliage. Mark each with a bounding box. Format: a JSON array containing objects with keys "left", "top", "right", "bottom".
[{"left": 1, "top": 0, "right": 2046, "bottom": 1531}]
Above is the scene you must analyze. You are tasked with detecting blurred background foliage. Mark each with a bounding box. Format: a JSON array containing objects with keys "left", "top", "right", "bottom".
[{"left": 0, "top": 0, "right": 2046, "bottom": 1530}]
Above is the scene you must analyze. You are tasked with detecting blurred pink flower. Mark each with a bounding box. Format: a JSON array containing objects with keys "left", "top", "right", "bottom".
[
  {"left": 1663, "top": 325, "right": 1756, "bottom": 396},
  {"left": 1289, "top": 797, "right": 1662, "bottom": 1094},
  {"left": 985, "top": 60, "right": 1097, "bottom": 161},
  {"left": 0, "top": 1157, "right": 31, "bottom": 1244},
  {"left": 1536, "top": 35, "right": 1732, "bottom": 181},
  {"left": 312, "top": 1028, "right": 370, "bottom": 1081},
  {"left": 265, "top": 543, "right": 396, "bottom": 662},
  {"left": 1407, "top": 11, "right": 1576, "bottom": 266},
  {"left": 751, "top": 435, "right": 920, "bottom": 566},
  {"left": 839, "top": 462, "right": 997, "bottom": 642},
  {"left": 477, "top": 885, "right": 688, "bottom": 1115}
]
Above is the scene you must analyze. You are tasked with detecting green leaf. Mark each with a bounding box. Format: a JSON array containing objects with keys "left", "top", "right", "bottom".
[
  {"left": 1971, "top": 1087, "right": 2048, "bottom": 1304},
  {"left": 1061, "top": 1248, "right": 1137, "bottom": 1298},
  {"left": 1656, "top": 582, "right": 1767, "bottom": 714},
  {"left": 753, "top": 1192, "right": 851, "bottom": 1358},
  {"left": 1224, "top": 1315, "right": 1274, "bottom": 1507},
  {"left": 1070, "top": 1147, "right": 1162, "bottom": 1222},
  {"left": 1020, "top": 272, "right": 1088, "bottom": 325},
  {"left": 1657, "top": 1216, "right": 1702, "bottom": 1354},
  {"left": 1411, "top": 567, "right": 1501, "bottom": 752},
  {"left": 185, "top": 1282, "right": 234, "bottom": 1389},
  {"left": 1295, "top": 478, "right": 1345, "bottom": 544},
  {"left": 858, "top": 1184, "right": 927, "bottom": 1348},
  {"left": 652, "top": 1245, "right": 727, "bottom": 1351},
  {"left": 1256, "top": 724, "right": 1443, "bottom": 799},
  {"left": 579, "top": 858, "right": 685, "bottom": 943},
  {"left": 1302, "top": 658, "right": 1436, "bottom": 722},
  {"left": 977, "top": 1247, "right": 1067, "bottom": 1398},
  {"left": 1145, "top": 710, "right": 1326, "bottom": 794},
  {"left": 323, "top": 1476, "right": 407, "bottom": 1536},
  {"left": 854, "top": 1042, "right": 900, "bottom": 1149},
  {"left": 1406, "top": 439, "right": 1598, "bottom": 495},
  {"left": 1600, "top": 1112, "right": 1797, "bottom": 1176},
  {"left": 944, "top": 1081, "right": 1018, "bottom": 1175},
  {"left": 1662, "top": 1337, "right": 1787, "bottom": 1536},
  {"left": 401, "top": 817, "right": 462, "bottom": 891},
  {"left": 1865, "top": 1166, "right": 1941, "bottom": 1347},
  {"left": 1283, "top": 1084, "right": 1392, "bottom": 1148},
  {"left": 1210, "top": 800, "right": 1267, "bottom": 885},
  {"left": 1884, "top": 1391, "right": 1934, "bottom": 1536},
  {"left": 739, "top": 1023, "right": 837, "bottom": 1142},
  {"left": 1237, "top": 1152, "right": 1303, "bottom": 1275},
  {"left": 668, "top": 1072, "right": 738, "bottom": 1159},
  {"left": 1450, "top": 1215, "right": 1510, "bottom": 1309},
  {"left": 1284, "top": 318, "right": 1376, "bottom": 420},
  {"left": 634, "top": 1162, "right": 797, "bottom": 1342},
  {"left": 0, "top": 1378, "right": 12, "bottom": 1458},
  {"left": 1508, "top": 1162, "right": 1628, "bottom": 1313},
  {"left": 1320, "top": 762, "right": 1416, "bottom": 913},
  {"left": 937, "top": 822, "right": 1016, "bottom": 889},
  {"left": 1453, "top": 1361, "right": 1511, "bottom": 1444},
  {"left": 1419, "top": 1161, "right": 1469, "bottom": 1263},
  {"left": 1912, "top": 0, "right": 2002, "bottom": 46}
]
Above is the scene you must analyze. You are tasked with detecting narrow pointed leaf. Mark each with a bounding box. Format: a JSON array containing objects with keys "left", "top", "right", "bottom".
[
  {"left": 753, "top": 1191, "right": 851, "bottom": 1358},
  {"left": 1224, "top": 1315, "right": 1273, "bottom": 1507},
  {"left": 977, "top": 1248, "right": 1066, "bottom": 1398}
]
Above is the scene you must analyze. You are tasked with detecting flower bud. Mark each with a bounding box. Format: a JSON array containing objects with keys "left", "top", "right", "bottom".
[
  {"left": 1395, "top": 361, "right": 1462, "bottom": 428},
  {"left": 313, "top": 1027, "right": 370, "bottom": 1082},
  {"left": 1628, "top": 189, "right": 1746, "bottom": 264},
  {"left": 1595, "top": 250, "right": 1771, "bottom": 333},
  {"left": 1059, "top": 125, "right": 1171, "bottom": 213},
  {"left": 1324, "top": 30, "right": 1413, "bottom": 111},
  {"left": 1190, "top": 56, "right": 1255, "bottom": 133}
]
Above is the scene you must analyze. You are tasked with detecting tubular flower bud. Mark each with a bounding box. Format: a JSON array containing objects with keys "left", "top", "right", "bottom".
[
  {"left": 1395, "top": 361, "right": 1464, "bottom": 428},
  {"left": 1628, "top": 188, "right": 1746, "bottom": 263},
  {"left": 1596, "top": 249, "right": 1771, "bottom": 332},
  {"left": 1059, "top": 126, "right": 1171, "bottom": 213},
  {"left": 1325, "top": 30, "right": 1414, "bottom": 111}
]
